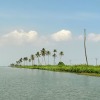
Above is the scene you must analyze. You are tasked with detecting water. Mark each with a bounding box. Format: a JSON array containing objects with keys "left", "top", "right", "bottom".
[{"left": 0, "top": 67, "right": 100, "bottom": 100}]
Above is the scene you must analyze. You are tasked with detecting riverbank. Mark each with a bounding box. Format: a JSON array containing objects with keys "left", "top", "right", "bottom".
[{"left": 14, "top": 65, "right": 100, "bottom": 77}]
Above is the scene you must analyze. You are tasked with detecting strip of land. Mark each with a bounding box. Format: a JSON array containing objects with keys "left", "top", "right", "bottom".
[{"left": 14, "top": 65, "right": 100, "bottom": 77}]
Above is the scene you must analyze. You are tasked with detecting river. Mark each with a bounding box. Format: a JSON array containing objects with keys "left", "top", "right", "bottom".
[{"left": 0, "top": 67, "right": 100, "bottom": 100}]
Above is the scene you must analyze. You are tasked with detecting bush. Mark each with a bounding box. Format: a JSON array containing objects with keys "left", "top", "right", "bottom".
[{"left": 58, "top": 62, "right": 65, "bottom": 66}]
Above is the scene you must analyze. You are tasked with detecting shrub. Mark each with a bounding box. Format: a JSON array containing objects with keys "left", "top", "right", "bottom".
[{"left": 58, "top": 62, "right": 65, "bottom": 66}]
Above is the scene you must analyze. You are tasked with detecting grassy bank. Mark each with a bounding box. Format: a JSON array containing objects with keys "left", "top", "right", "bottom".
[{"left": 14, "top": 65, "right": 100, "bottom": 77}]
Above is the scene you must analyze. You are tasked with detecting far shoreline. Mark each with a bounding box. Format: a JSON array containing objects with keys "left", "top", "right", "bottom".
[{"left": 12, "top": 65, "right": 100, "bottom": 77}]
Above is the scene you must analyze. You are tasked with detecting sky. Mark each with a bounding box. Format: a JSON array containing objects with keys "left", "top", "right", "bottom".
[{"left": 0, "top": 0, "right": 100, "bottom": 66}]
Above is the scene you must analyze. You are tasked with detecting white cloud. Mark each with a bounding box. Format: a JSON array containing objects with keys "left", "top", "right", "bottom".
[
  {"left": 78, "top": 35, "right": 84, "bottom": 40},
  {"left": 0, "top": 30, "right": 38, "bottom": 45},
  {"left": 1, "top": 29, "right": 100, "bottom": 47},
  {"left": 88, "top": 33, "right": 100, "bottom": 42},
  {"left": 51, "top": 30, "right": 72, "bottom": 42},
  {"left": 78, "top": 33, "right": 100, "bottom": 42},
  {"left": 0, "top": 29, "right": 73, "bottom": 46}
]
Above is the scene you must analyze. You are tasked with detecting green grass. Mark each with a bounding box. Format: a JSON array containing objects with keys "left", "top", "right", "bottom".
[{"left": 14, "top": 65, "right": 100, "bottom": 77}]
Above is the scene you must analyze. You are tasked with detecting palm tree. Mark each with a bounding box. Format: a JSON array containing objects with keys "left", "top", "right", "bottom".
[
  {"left": 41, "top": 48, "right": 46, "bottom": 65},
  {"left": 23, "top": 57, "right": 25, "bottom": 66},
  {"left": 59, "top": 51, "right": 64, "bottom": 62},
  {"left": 29, "top": 59, "right": 31, "bottom": 66},
  {"left": 23, "top": 57, "right": 28, "bottom": 66},
  {"left": 35, "top": 52, "right": 41, "bottom": 65},
  {"left": 52, "top": 53, "right": 57, "bottom": 65},
  {"left": 54, "top": 49, "right": 57, "bottom": 53},
  {"left": 31, "top": 54, "right": 35, "bottom": 66},
  {"left": 53, "top": 49, "right": 57, "bottom": 65},
  {"left": 46, "top": 51, "right": 51, "bottom": 65},
  {"left": 16, "top": 61, "right": 19, "bottom": 66},
  {"left": 19, "top": 58, "right": 22, "bottom": 65},
  {"left": 26, "top": 57, "right": 28, "bottom": 65}
]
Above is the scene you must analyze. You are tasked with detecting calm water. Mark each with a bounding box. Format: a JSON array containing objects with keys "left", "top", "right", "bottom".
[{"left": 0, "top": 67, "right": 100, "bottom": 100}]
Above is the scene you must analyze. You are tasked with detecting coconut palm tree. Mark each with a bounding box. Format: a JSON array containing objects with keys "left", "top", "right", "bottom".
[
  {"left": 23, "top": 57, "right": 25, "bottom": 66},
  {"left": 29, "top": 59, "right": 31, "bottom": 66},
  {"left": 54, "top": 49, "right": 57, "bottom": 53},
  {"left": 19, "top": 58, "right": 22, "bottom": 65},
  {"left": 46, "top": 50, "right": 51, "bottom": 65},
  {"left": 59, "top": 51, "right": 64, "bottom": 62},
  {"left": 35, "top": 52, "right": 41, "bottom": 65},
  {"left": 53, "top": 49, "right": 57, "bottom": 65},
  {"left": 41, "top": 48, "right": 46, "bottom": 65},
  {"left": 23, "top": 57, "right": 28, "bottom": 66},
  {"left": 25, "top": 57, "right": 28, "bottom": 65},
  {"left": 52, "top": 53, "right": 57, "bottom": 65},
  {"left": 16, "top": 61, "right": 19, "bottom": 66},
  {"left": 31, "top": 54, "right": 35, "bottom": 66}
]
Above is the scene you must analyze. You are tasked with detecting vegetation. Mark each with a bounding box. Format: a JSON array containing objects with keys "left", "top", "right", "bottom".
[
  {"left": 31, "top": 55, "right": 35, "bottom": 66},
  {"left": 10, "top": 48, "right": 100, "bottom": 77},
  {"left": 53, "top": 49, "right": 57, "bottom": 65},
  {"left": 11, "top": 48, "right": 64, "bottom": 66},
  {"left": 14, "top": 65, "right": 100, "bottom": 76},
  {"left": 58, "top": 62, "right": 65, "bottom": 66},
  {"left": 46, "top": 50, "right": 51, "bottom": 65},
  {"left": 59, "top": 51, "right": 64, "bottom": 62}
]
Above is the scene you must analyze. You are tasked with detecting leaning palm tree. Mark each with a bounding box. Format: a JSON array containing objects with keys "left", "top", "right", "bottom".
[
  {"left": 31, "top": 54, "right": 35, "bottom": 66},
  {"left": 16, "top": 61, "right": 19, "bottom": 66},
  {"left": 35, "top": 52, "right": 41, "bottom": 65},
  {"left": 19, "top": 58, "right": 22, "bottom": 66},
  {"left": 59, "top": 51, "right": 64, "bottom": 62},
  {"left": 52, "top": 53, "right": 57, "bottom": 65},
  {"left": 41, "top": 48, "right": 46, "bottom": 65},
  {"left": 46, "top": 50, "right": 51, "bottom": 65}
]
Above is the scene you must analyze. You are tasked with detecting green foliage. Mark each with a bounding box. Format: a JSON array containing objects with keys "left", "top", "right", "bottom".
[
  {"left": 11, "top": 48, "right": 65, "bottom": 66},
  {"left": 15, "top": 65, "right": 100, "bottom": 76},
  {"left": 58, "top": 62, "right": 65, "bottom": 66}
]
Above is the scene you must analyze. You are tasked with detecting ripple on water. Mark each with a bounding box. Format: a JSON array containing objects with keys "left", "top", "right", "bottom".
[{"left": 0, "top": 67, "right": 100, "bottom": 100}]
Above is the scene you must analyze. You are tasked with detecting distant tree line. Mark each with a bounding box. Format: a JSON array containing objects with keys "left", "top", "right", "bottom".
[{"left": 10, "top": 48, "right": 64, "bottom": 66}]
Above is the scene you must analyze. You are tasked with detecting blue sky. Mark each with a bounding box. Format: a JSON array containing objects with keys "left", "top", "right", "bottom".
[{"left": 0, "top": 0, "right": 100, "bottom": 66}]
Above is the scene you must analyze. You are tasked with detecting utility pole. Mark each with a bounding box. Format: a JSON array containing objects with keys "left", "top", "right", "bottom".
[
  {"left": 95, "top": 58, "right": 98, "bottom": 66},
  {"left": 84, "top": 29, "right": 88, "bottom": 66},
  {"left": 69, "top": 59, "right": 72, "bottom": 65}
]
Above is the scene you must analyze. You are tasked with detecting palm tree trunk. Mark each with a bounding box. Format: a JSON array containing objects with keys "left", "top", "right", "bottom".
[
  {"left": 60, "top": 56, "right": 62, "bottom": 62},
  {"left": 38, "top": 57, "right": 39, "bottom": 65},
  {"left": 24, "top": 61, "right": 25, "bottom": 66},
  {"left": 44, "top": 56, "right": 46, "bottom": 65},
  {"left": 26, "top": 61, "right": 27, "bottom": 66},
  {"left": 84, "top": 29, "right": 88, "bottom": 65},
  {"left": 54, "top": 57, "right": 55, "bottom": 65},
  {"left": 41, "top": 56, "right": 44, "bottom": 65},
  {"left": 32, "top": 60, "right": 33, "bottom": 66},
  {"left": 38, "top": 57, "right": 41, "bottom": 65},
  {"left": 34, "top": 59, "right": 35, "bottom": 65},
  {"left": 48, "top": 55, "right": 49, "bottom": 65}
]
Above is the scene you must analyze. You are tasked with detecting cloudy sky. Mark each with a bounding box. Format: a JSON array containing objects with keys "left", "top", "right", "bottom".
[{"left": 0, "top": 0, "right": 100, "bottom": 66}]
